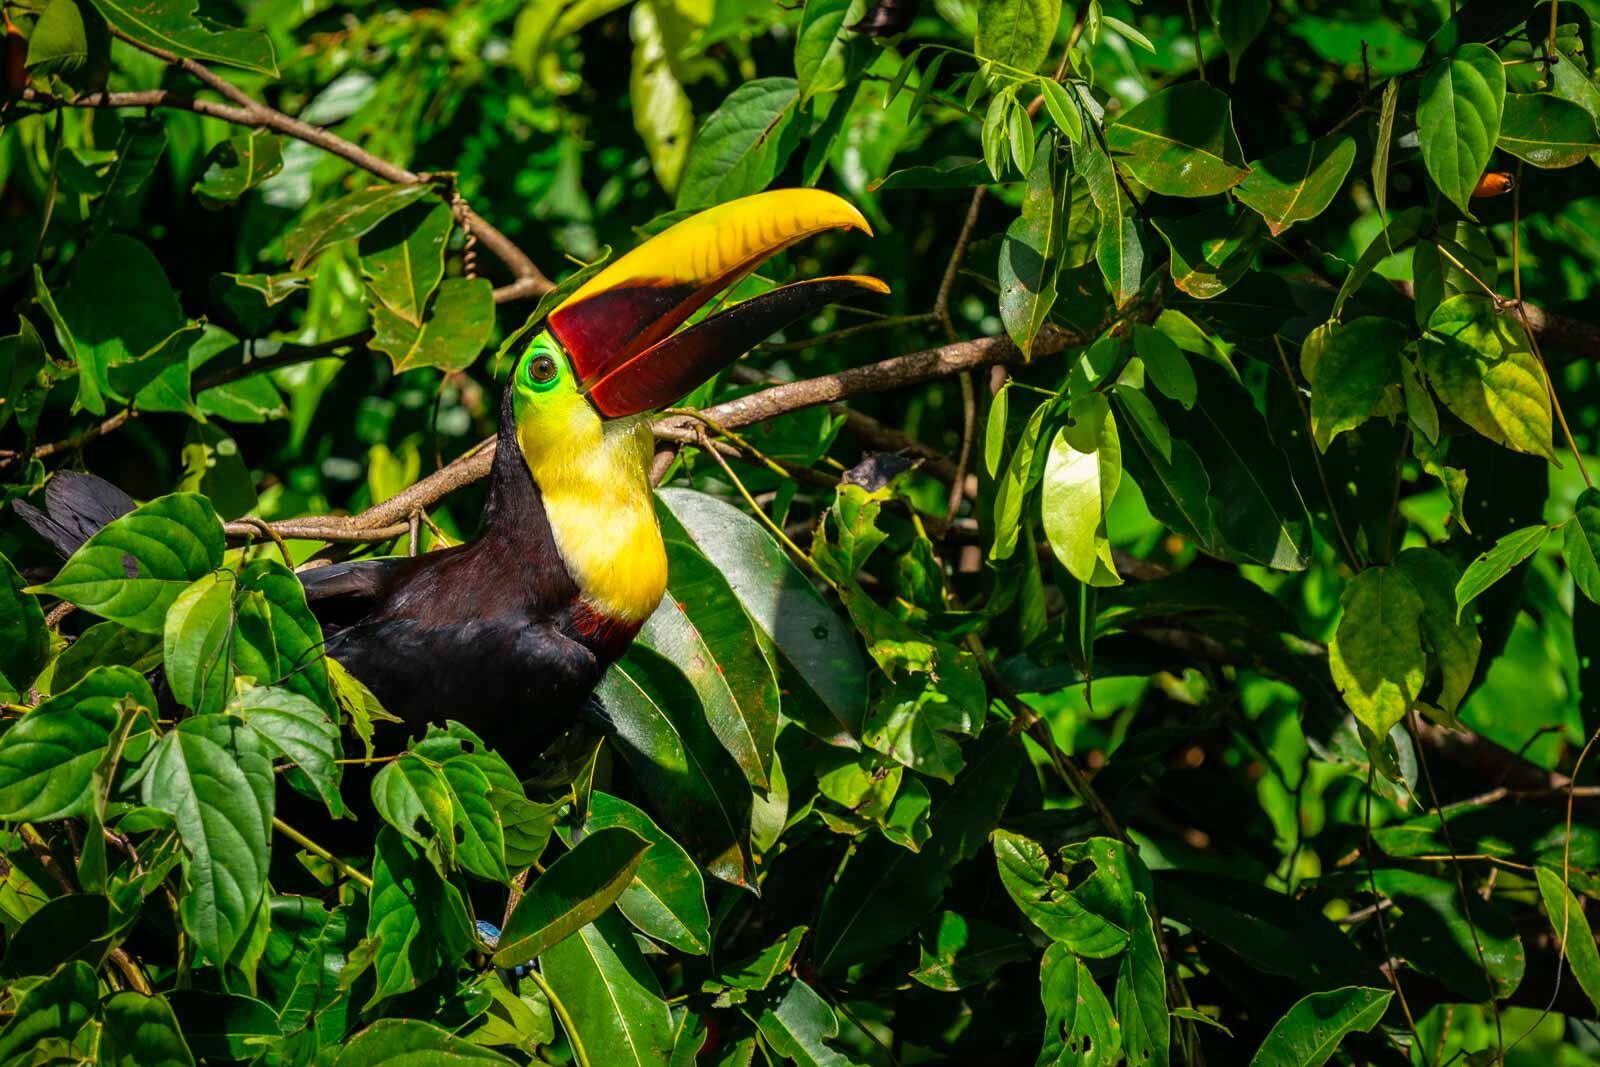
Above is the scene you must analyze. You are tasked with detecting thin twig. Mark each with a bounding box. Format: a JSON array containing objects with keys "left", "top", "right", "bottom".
[{"left": 272, "top": 817, "right": 374, "bottom": 890}]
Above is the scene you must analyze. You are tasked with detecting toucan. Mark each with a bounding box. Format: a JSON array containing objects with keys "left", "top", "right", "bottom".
[{"left": 18, "top": 188, "right": 886, "bottom": 768}]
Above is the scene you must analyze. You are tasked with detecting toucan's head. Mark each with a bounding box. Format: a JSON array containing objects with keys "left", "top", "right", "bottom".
[{"left": 508, "top": 189, "right": 887, "bottom": 458}]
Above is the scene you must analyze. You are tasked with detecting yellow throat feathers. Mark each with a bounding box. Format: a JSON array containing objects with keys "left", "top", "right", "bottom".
[{"left": 517, "top": 411, "right": 666, "bottom": 625}]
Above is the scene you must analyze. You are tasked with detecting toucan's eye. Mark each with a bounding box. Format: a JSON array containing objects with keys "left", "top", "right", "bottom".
[{"left": 527, "top": 353, "right": 559, "bottom": 386}]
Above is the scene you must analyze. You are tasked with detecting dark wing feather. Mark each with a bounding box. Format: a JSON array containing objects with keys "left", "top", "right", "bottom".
[
  {"left": 297, "top": 558, "right": 407, "bottom": 604},
  {"left": 13, "top": 471, "right": 136, "bottom": 557}
]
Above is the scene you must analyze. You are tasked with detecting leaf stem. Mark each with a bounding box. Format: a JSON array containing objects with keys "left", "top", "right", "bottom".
[
  {"left": 525, "top": 963, "right": 591, "bottom": 1067},
  {"left": 272, "top": 817, "right": 374, "bottom": 890}
]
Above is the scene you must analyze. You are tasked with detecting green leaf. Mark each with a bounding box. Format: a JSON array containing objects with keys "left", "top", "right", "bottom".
[
  {"left": 1417, "top": 43, "right": 1505, "bottom": 217},
  {"left": 100, "top": 992, "right": 197, "bottom": 1067},
  {"left": 1422, "top": 295, "right": 1554, "bottom": 459},
  {"left": 1332, "top": 207, "right": 1426, "bottom": 319},
  {"left": 0, "top": 550, "right": 48, "bottom": 698},
  {"left": 1076, "top": 136, "right": 1144, "bottom": 307},
  {"left": 364, "top": 828, "right": 473, "bottom": 1006},
  {"left": 813, "top": 729, "right": 1023, "bottom": 974},
  {"left": 1308, "top": 317, "right": 1407, "bottom": 451},
  {"left": 178, "top": 422, "right": 257, "bottom": 521},
  {"left": 981, "top": 90, "right": 1011, "bottom": 181},
  {"left": 1248, "top": 987, "right": 1393, "bottom": 1067},
  {"left": 573, "top": 792, "right": 709, "bottom": 954},
  {"left": 284, "top": 183, "right": 436, "bottom": 270},
  {"left": 50, "top": 233, "right": 186, "bottom": 415},
  {"left": 33, "top": 492, "right": 223, "bottom": 634},
  {"left": 984, "top": 382, "right": 1010, "bottom": 478},
  {"left": 1499, "top": 91, "right": 1600, "bottom": 168},
  {"left": 84, "top": 0, "right": 275, "bottom": 75},
  {"left": 1115, "top": 893, "right": 1169, "bottom": 1067},
  {"left": 372, "top": 752, "right": 456, "bottom": 861},
  {"left": 0, "top": 961, "right": 97, "bottom": 1062},
  {"left": 993, "top": 829, "right": 1129, "bottom": 956},
  {"left": 235, "top": 686, "right": 344, "bottom": 818},
  {"left": 600, "top": 646, "right": 753, "bottom": 886},
  {"left": 25, "top": 0, "right": 93, "bottom": 78},
  {"left": 1566, "top": 488, "right": 1600, "bottom": 604},
  {"left": 629, "top": 2, "right": 693, "bottom": 195},
  {"left": 1455, "top": 523, "right": 1551, "bottom": 622},
  {"left": 0, "top": 666, "right": 153, "bottom": 821},
  {"left": 338, "top": 1019, "right": 515, "bottom": 1065},
  {"left": 1151, "top": 205, "right": 1263, "bottom": 300},
  {"left": 990, "top": 396, "right": 1048, "bottom": 562},
  {"left": 371, "top": 277, "right": 496, "bottom": 374},
  {"left": 142, "top": 714, "right": 273, "bottom": 970},
  {"left": 640, "top": 507, "right": 780, "bottom": 790},
  {"left": 910, "top": 911, "right": 1030, "bottom": 992},
  {"left": 1209, "top": 0, "right": 1270, "bottom": 81},
  {"left": 1373, "top": 868, "right": 1524, "bottom": 1000},
  {"left": 999, "top": 137, "right": 1063, "bottom": 358},
  {"left": 540, "top": 912, "right": 675, "bottom": 1067},
  {"left": 1133, "top": 323, "right": 1196, "bottom": 407},
  {"left": 1038, "top": 942, "right": 1119, "bottom": 1066},
  {"left": 794, "top": 0, "right": 865, "bottom": 100},
  {"left": 495, "top": 826, "right": 648, "bottom": 965},
  {"left": 1373, "top": 78, "right": 1399, "bottom": 223},
  {"left": 1328, "top": 565, "right": 1428, "bottom": 737},
  {"left": 360, "top": 200, "right": 451, "bottom": 329},
  {"left": 194, "top": 130, "right": 283, "bottom": 202},
  {"left": 974, "top": 0, "right": 1061, "bottom": 70},
  {"left": 755, "top": 977, "right": 851, "bottom": 1067},
  {"left": 1039, "top": 79, "right": 1082, "bottom": 144},
  {"left": 1234, "top": 133, "right": 1356, "bottom": 235},
  {"left": 1041, "top": 394, "right": 1122, "bottom": 586},
  {"left": 657, "top": 489, "right": 867, "bottom": 746},
  {"left": 677, "top": 77, "right": 802, "bottom": 210},
  {"left": 1105, "top": 82, "right": 1249, "bottom": 197},
  {"left": 1535, "top": 865, "right": 1600, "bottom": 1016},
  {"left": 1392, "top": 548, "right": 1481, "bottom": 715}
]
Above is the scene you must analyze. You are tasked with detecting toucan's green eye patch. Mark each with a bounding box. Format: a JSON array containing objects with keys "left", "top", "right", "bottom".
[{"left": 525, "top": 350, "right": 560, "bottom": 390}]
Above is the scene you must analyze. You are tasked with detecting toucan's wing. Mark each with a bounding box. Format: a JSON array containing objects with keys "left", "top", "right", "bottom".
[
  {"left": 13, "top": 471, "right": 136, "bottom": 557},
  {"left": 297, "top": 558, "right": 409, "bottom": 605}
]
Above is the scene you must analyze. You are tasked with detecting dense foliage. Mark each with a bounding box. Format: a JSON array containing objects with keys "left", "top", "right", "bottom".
[{"left": 3, "top": 0, "right": 1600, "bottom": 1062}]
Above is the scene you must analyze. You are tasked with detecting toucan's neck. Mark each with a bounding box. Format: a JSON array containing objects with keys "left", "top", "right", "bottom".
[{"left": 493, "top": 385, "right": 667, "bottom": 627}]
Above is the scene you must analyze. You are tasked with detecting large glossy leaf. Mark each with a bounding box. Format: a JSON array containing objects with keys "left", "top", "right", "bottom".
[
  {"left": 34, "top": 492, "right": 224, "bottom": 634},
  {"left": 338, "top": 1019, "right": 514, "bottom": 1065},
  {"left": 235, "top": 686, "right": 344, "bottom": 818},
  {"left": 1234, "top": 133, "right": 1356, "bottom": 235},
  {"left": 1105, "top": 82, "right": 1248, "bottom": 196},
  {"left": 1455, "top": 522, "right": 1551, "bottom": 622},
  {"left": 540, "top": 912, "right": 675, "bottom": 1067},
  {"left": 974, "top": 0, "right": 1060, "bottom": 70},
  {"left": 194, "top": 131, "right": 283, "bottom": 203},
  {"left": 0, "top": 961, "right": 98, "bottom": 1062},
  {"left": 1075, "top": 136, "right": 1144, "bottom": 307},
  {"left": 284, "top": 183, "right": 435, "bottom": 269},
  {"left": 1499, "top": 92, "right": 1600, "bottom": 168},
  {"left": 370, "top": 277, "right": 495, "bottom": 374},
  {"left": 754, "top": 977, "right": 851, "bottom": 1067},
  {"left": 676, "top": 78, "right": 801, "bottom": 210},
  {"left": 1151, "top": 205, "right": 1262, "bottom": 300},
  {"left": 360, "top": 200, "right": 451, "bottom": 328},
  {"left": 0, "top": 666, "right": 153, "bottom": 821},
  {"left": 813, "top": 729, "right": 1023, "bottom": 974},
  {"left": 657, "top": 489, "right": 867, "bottom": 746},
  {"left": 570, "top": 792, "right": 710, "bottom": 955},
  {"left": 1248, "top": 987, "right": 1393, "bottom": 1067},
  {"left": 1115, "top": 893, "right": 1168, "bottom": 1067},
  {"left": 794, "top": 0, "right": 865, "bottom": 100},
  {"left": 100, "top": 992, "right": 196, "bottom": 1067},
  {"left": 0, "top": 550, "right": 48, "bottom": 699},
  {"left": 1417, "top": 43, "right": 1505, "bottom": 216},
  {"left": 1535, "top": 865, "right": 1600, "bottom": 1016},
  {"left": 142, "top": 714, "right": 273, "bottom": 971},
  {"left": 1423, "top": 295, "right": 1553, "bottom": 459},
  {"left": 600, "top": 648, "right": 752, "bottom": 885},
  {"left": 1329, "top": 566, "right": 1427, "bottom": 737},
  {"left": 494, "top": 827, "right": 648, "bottom": 966},
  {"left": 1041, "top": 395, "right": 1122, "bottom": 586},
  {"left": 1038, "top": 943, "right": 1119, "bottom": 1066},
  {"left": 640, "top": 506, "right": 780, "bottom": 790},
  {"left": 1117, "top": 361, "right": 1312, "bottom": 570},
  {"left": 84, "top": 0, "right": 275, "bottom": 75},
  {"left": 999, "top": 140, "right": 1064, "bottom": 358},
  {"left": 1308, "top": 317, "right": 1406, "bottom": 451}
]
